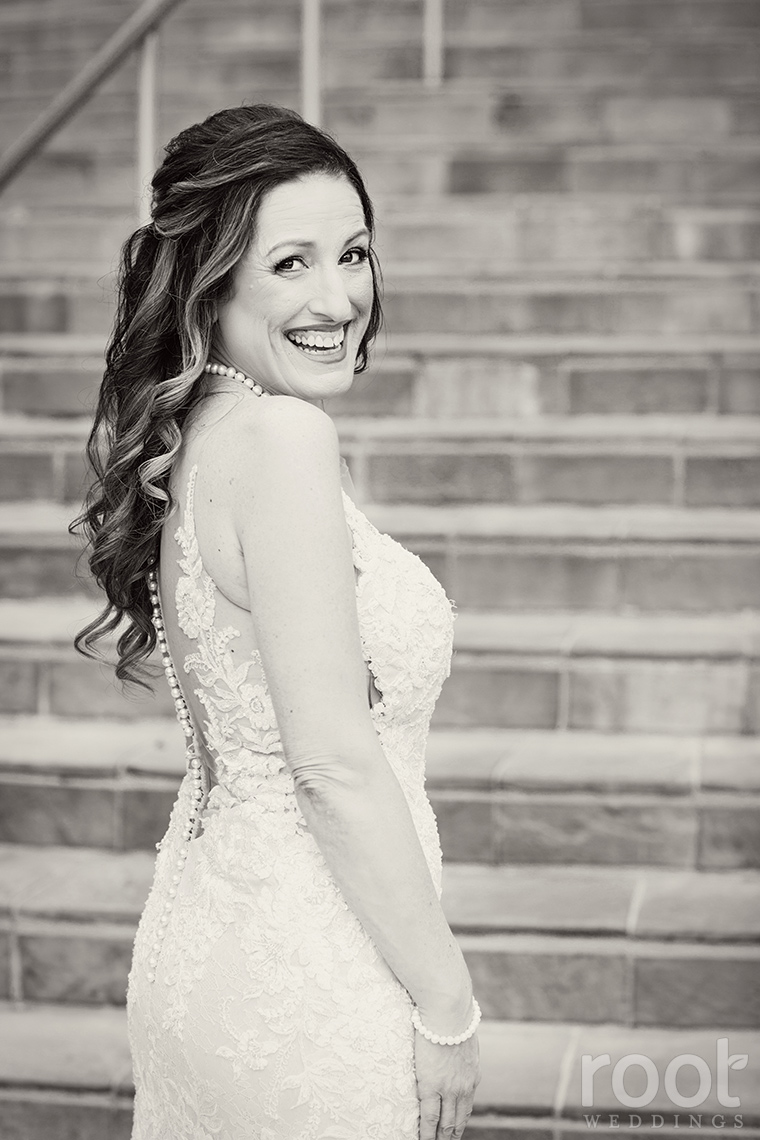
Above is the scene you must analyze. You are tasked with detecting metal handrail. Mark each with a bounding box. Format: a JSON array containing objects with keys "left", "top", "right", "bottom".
[
  {"left": 0, "top": 0, "right": 188, "bottom": 195},
  {"left": 423, "top": 0, "right": 445, "bottom": 87},
  {"left": 136, "top": 32, "right": 160, "bottom": 223},
  {"left": 0, "top": 0, "right": 444, "bottom": 202},
  {"left": 301, "top": 0, "right": 322, "bottom": 127}
]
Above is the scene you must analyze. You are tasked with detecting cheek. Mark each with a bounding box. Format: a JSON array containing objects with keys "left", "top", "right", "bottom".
[
  {"left": 224, "top": 282, "right": 286, "bottom": 346},
  {"left": 352, "top": 271, "right": 375, "bottom": 316}
]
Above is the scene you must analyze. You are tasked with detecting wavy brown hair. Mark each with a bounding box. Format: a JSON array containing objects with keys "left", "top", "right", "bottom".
[{"left": 71, "top": 104, "right": 383, "bottom": 689}]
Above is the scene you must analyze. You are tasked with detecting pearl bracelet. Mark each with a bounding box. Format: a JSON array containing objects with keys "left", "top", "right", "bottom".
[{"left": 411, "top": 998, "right": 481, "bottom": 1046}]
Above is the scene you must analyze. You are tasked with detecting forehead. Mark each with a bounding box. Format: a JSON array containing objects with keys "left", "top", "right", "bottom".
[{"left": 254, "top": 173, "right": 367, "bottom": 247}]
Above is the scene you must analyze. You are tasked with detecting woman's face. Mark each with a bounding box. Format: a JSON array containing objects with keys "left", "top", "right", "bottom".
[{"left": 214, "top": 172, "right": 375, "bottom": 404}]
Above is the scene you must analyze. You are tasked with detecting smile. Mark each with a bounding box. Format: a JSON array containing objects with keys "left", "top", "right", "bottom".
[{"left": 285, "top": 324, "right": 347, "bottom": 355}]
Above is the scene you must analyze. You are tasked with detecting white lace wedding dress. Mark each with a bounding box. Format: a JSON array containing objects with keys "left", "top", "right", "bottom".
[{"left": 127, "top": 460, "right": 456, "bottom": 1139}]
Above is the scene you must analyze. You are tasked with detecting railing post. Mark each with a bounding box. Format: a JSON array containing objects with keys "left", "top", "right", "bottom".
[
  {"left": 423, "top": 0, "right": 444, "bottom": 87},
  {"left": 0, "top": 0, "right": 187, "bottom": 197},
  {"left": 137, "top": 30, "right": 159, "bottom": 224},
  {"left": 301, "top": 0, "right": 322, "bottom": 126}
]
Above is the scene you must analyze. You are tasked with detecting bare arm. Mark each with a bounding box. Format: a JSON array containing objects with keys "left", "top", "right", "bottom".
[{"left": 226, "top": 396, "right": 473, "bottom": 1032}]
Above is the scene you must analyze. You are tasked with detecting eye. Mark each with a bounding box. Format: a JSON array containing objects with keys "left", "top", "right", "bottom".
[
  {"left": 274, "top": 255, "right": 307, "bottom": 274},
  {"left": 340, "top": 246, "right": 370, "bottom": 266}
]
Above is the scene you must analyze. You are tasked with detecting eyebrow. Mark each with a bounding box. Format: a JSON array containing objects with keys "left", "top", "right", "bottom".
[{"left": 266, "top": 228, "right": 370, "bottom": 258}]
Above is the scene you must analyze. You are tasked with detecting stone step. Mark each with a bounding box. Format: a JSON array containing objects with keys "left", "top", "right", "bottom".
[
  {"left": 6, "top": 492, "right": 760, "bottom": 612},
  {"left": 4, "top": 193, "right": 760, "bottom": 270},
  {"left": 5, "top": 138, "right": 760, "bottom": 205},
  {"left": 443, "top": 141, "right": 760, "bottom": 198},
  {"left": 0, "top": 0, "right": 420, "bottom": 61},
  {"left": 2, "top": 599, "right": 760, "bottom": 733},
  {"left": 4, "top": 412, "right": 760, "bottom": 509},
  {"left": 2, "top": 334, "right": 760, "bottom": 418},
  {"left": 10, "top": 6, "right": 621, "bottom": 67},
  {"left": 343, "top": 416, "right": 760, "bottom": 508},
  {"left": 330, "top": 90, "right": 760, "bottom": 148},
  {"left": 431, "top": 726, "right": 760, "bottom": 870},
  {"left": 381, "top": 277, "right": 760, "bottom": 336},
  {"left": 581, "top": 0, "right": 760, "bottom": 35},
  {"left": 3, "top": 0, "right": 760, "bottom": 39},
  {"left": 0, "top": 1003, "right": 134, "bottom": 1140},
  {"left": 5, "top": 32, "right": 760, "bottom": 106},
  {"left": 364, "top": 500, "right": 760, "bottom": 614},
  {"left": 1, "top": 718, "right": 757, "bottom": 870},
  {"left": 1, "top": 844, "right": 758, "bottom": 1026},
  {"left": 6, "top": 88, "right": 760, "bottom": 154},
  {"left": 379, "top": 198, "right": 760, "bottom": 267},
  {"left": 3, "top": 1007, "right": 755, "bottom": 1140},
  {"left": 5, "top": 10, "right": 760, "bottom": 53},
  {"left": 3, "top": 0, "right": 760, "bottom": 51},
  {"left": 365, "top": 85, "right": 760, "bottom": 148},
  {"left": 6, "top": 273, "right": 760, "bottom": 338}
]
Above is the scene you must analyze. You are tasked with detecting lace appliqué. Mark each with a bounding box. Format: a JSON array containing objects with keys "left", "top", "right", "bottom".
[
  {"left": 341, "top": 490, "right": 455, "bottom": 727},
  {"left": 175, "top": 467, "right": 286, "bottom": 800}
]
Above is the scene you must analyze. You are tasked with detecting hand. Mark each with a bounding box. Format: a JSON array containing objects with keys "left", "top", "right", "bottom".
[{"left": 414, "top": 1029, "right": 481, "bottom": 1140}]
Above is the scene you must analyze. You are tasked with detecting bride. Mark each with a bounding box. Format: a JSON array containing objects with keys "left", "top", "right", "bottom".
[{"left": 73, "top": 103, "right": 481, "bottom": 1139}]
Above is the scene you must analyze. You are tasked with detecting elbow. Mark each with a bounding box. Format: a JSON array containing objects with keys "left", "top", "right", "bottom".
[{"left": 289, "top": 751, "right": 372, "bottom": 806}]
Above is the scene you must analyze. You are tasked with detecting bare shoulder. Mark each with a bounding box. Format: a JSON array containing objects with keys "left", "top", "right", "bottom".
[
  {"left": 213, "top": 396, "right": 342, "bottom": 524},
  {"left": 225, "top": 394, "right": 338, "bottom": 464}
]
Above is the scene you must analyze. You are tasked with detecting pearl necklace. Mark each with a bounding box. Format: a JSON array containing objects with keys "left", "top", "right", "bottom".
[
  {"left": 143, "top": 360, "right": 269, "bottom": 984},
  {"left": 204, "top": 360, "right": 271, "bottom": 396}
]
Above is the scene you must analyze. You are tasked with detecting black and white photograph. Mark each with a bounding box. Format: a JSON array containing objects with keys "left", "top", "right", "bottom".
[{"left": 0, "top": 0, "right": 758, "bottom": 1137}]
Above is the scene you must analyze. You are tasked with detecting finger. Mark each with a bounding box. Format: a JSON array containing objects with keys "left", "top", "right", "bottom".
[
  {"left": 419, "top": 1095, "right": 442, "bottom": 1140},
  {"left": 453, "top": 1094, "right": 474, "bottom": 1139},
  {"left": 436, "top": 1096, "right": 457, "bottom": 1139}
]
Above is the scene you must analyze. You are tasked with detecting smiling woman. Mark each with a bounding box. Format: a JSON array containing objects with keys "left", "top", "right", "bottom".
[
  {"left": 70, "top": 104, "right": 480, "bottom": 1140},
  {"left": 214, "top": 172, "right": 375, "bottom": 404}
]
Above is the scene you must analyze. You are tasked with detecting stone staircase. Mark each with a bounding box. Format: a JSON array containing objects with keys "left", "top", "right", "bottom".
[{"left": 2, "top": 0, "right": 760, "bottom": 1136}]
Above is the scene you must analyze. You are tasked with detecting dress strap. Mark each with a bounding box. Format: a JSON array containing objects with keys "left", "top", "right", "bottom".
[
  {"left": 180, "top": 463, "right": 200, "bottom": 547},
  {"left": 341, "top": 488, "right": 374, "bottom": 573},
  {"left": 174, "top": 463, "right": 216, "bottom": 640}
]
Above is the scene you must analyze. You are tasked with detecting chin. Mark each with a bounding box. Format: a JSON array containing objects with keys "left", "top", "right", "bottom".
[
  {"left": 285, "top": 363, "right": 357, "bottom": 403},
  {"left": 329, "top": 366, "right": 358, "bottom": 393},
  {"left": 313, "top": 371, "right": 357, "bottom": 402}
]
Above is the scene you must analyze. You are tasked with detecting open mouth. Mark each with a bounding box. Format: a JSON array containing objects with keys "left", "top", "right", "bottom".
[{"left": 285, "top": 323, "right": 347, "bottom": 356}]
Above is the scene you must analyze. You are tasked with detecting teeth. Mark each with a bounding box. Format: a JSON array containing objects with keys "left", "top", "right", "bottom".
[{"left": 287, "top": 327, "right": 345, "bottom": 352}]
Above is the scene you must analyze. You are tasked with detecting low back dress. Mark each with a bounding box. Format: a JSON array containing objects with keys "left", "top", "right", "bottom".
[{"left": 127, "top": 456, "right": 456, "bottom": 1140}]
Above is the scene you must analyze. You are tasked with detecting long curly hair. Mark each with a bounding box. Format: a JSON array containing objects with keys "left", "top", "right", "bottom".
[{"left": 71, "top": 103, "right": 383, "bottom": 689}]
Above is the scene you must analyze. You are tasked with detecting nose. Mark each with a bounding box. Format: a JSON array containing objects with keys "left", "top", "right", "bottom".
[{"left": 307, "top": 264, "right": 352, "bottom": 325}]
